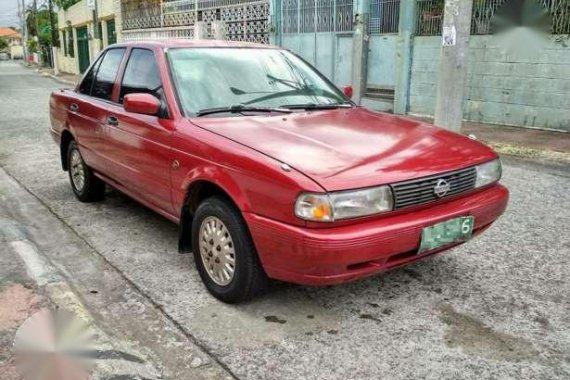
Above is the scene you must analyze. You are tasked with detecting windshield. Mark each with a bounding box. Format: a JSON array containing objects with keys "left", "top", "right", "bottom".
[{"left": 167, "top": 48, "right": 348, "bottom": 116}]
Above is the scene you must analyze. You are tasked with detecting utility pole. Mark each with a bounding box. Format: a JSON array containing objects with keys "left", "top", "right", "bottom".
[
  {"left": 351, "top": 0, "right": 371, "bottom": 105},
  {"left": 21, "top": 0, "right": 28, "bottom": 63},
  {"left": 434, "top": 0, "right": 474, "bottom": 132},
  {"left": 32, "top": 0, "right": 39, "bottom": 64},
  {"left": 89, "top": 0, "right": 101, "bottom": 59},
  {"left": 48, "top": 0, "right": 57, "bottom": 49},
  {"left": 18, "top": 0, "right": 24, "bottom": 54},
  {"left": 48, "top": 0, "right": 58, "bottom": 72},
  {"left": 92, "top": 0, "right": 100, "bottom": 40}
]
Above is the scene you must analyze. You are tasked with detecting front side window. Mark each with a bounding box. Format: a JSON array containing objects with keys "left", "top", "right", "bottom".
[
  {"left": 91, "top": 48, "right": 125, "bottom": 101},
  {"left": 167, "top": 48, "right": 346, "bottom": 115},
  {"left": 119, "top": 48, "right": 162, "bottom": 103}
]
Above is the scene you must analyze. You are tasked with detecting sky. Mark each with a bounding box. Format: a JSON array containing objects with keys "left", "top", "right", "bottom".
[{"left": 0, "top": 0, "right": 26, "bottom": 28}]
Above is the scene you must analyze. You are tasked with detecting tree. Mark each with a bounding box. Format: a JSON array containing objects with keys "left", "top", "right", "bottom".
[
  {"left": 54, "top": 0, "right": 81, "bottom": 11},
  {"left": 25, "top": 4, "right": 59, "bottom": 66},
  {"left": 0, "top": 38, "right": 8, "bottom": 51}
]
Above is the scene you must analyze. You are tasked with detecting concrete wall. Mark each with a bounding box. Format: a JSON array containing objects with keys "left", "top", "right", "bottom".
[
  {"left": 56, "top": 48, "right": 78, "bottom": 74},
  {"left": 409, "top": 35, "right": 570, "bottom": 131},
  {"left": 10, "top": 45, "right": 24, "bottom": 59}
]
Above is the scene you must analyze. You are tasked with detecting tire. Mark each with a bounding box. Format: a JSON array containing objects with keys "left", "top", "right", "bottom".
[
  {"left": 192, "top": 196, "right": 268, "bottom": 303},
  {"left": 67, "top": 140, "right": 105, "bottom": 202}
]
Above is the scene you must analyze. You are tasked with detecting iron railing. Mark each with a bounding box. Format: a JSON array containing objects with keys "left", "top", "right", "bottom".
[
  {"left": 120, "top": 0, "right": 270, "bottom": 44},
  {"left": 416, "top": 0, "right": 570, "bottom": 36},
  {"left": 121, "top": 0, "right": 162, "bottom": 30},
  {"left": 281, "top": 0, "right": 354, "bottom": 34},
  {"left": 369, "top": 0, "right": 400, "bottom": 34},
  {"left": 416, "top": 0, "right": 443, "bottom": 36}
]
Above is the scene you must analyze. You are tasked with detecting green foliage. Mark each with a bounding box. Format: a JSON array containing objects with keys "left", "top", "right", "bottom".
[
  {"left": 54, "top": 0, "right": 81, "bottom": 11},
  {"left": 0, "top": 38, "right": 8, "bottom": 51},
  {"left": 25, "top": 5, "right": 59, "bottom": 48},
  {"left": 27, "top": 38, "right": 38, "bottom": 53}
]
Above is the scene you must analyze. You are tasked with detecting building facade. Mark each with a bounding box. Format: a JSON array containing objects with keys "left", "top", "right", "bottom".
[
  {"left": 0, "top": 27, "right": 24, "bottom": 59},
  {"left": 56, "top": 0, "right": 120, "bottom": 74}
]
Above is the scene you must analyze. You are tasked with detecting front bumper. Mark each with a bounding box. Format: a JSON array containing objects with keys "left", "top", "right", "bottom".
[{"left": 245, "top": 184, "right": 509, "bottom": 285}]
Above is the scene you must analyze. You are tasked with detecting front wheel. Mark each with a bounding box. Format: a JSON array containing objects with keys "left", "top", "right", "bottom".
[
  {"left": 191, "top": 197, "right": 268, "bottom": 303},
  {"left": 67, "top": 140, "right": 105, "bottom": 202}
]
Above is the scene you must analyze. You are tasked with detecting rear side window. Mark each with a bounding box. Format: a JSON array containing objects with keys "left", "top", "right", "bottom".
[
  {"left": 78, "top": 56, "right": 102, "bottom": 95},
  {"left": 91, "top": 48, "right": 125, "bottom": 101},
  {"left": 119, "top": 48, "right": 162, "bottom": 103}
]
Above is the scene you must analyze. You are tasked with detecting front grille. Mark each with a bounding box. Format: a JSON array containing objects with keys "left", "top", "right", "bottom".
[{"left": 392, "top": 166, "right": 477, "bottom": 209}]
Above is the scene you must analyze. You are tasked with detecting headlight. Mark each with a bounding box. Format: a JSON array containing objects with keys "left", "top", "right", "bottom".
[
  {"left": 295, "top": 186, "right": 393, "bottom": 222},
  {"left": 475, "top": 158, "right": 502, "bottom": 188}
]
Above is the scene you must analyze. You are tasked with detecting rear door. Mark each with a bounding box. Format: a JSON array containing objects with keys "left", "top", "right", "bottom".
[
  {"left": 105, "top": 48, "right": 175, "bottom": 214},
  {"left": 69, "top": 48, "right": 126, "bottom": 173}
]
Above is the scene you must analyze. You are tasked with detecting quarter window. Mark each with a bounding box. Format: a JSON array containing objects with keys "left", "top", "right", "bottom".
[
  {"left": 78, "top": 56, "right": 102, "bottom": 95},
  {"left": 91, "top": 48, "right": 125, "bottom": 101},
  {"left": 119, "top": 48, "right": 162, "bottom": 103}
]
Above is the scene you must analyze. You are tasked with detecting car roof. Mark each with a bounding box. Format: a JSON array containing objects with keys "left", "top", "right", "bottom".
[{"left": 110, "top": 39, "right": 278, "bottom": 50}]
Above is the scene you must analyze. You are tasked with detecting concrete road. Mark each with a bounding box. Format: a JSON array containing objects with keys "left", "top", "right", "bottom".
[{"left": 1, "top": 61, "right": 569, "bottom": 380}]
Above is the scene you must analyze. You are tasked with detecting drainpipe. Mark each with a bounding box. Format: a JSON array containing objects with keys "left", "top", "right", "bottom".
[
  {"left": 351, "top": 0, "right": 370, "bottom": 105},
  {"left": 394, "top": 0, "right": 418, "bottom": 115}
]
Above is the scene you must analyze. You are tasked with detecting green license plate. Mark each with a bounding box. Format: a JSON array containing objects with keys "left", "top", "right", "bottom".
[{"left": 419, "top": 216, "right": 474, "bottom": 254}]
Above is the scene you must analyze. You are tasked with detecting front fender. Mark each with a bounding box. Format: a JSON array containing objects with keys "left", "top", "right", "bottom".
[
  {"left": 177, "top": 164, "right": 252, "bottom": 212},
  {"left": 175, "top": 164, "right": 251, "bottom": 254}
]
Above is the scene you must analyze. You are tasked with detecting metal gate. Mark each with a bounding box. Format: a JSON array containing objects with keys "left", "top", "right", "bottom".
[
  {"left": 366, "top": 0, "right": 400, "bottom": 103},
  {"left": 120, "top": 0, "right": 271, "bottom": 43},
  {"left": 76, "top": 26, "right": 90, "bottom": 73},
  {"left": 277, "top": 0, "right": 355, "bottom": 86}
]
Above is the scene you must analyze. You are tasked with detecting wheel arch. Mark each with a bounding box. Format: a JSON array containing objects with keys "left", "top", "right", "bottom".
[
  {"left": 178, "top": 179, "right": 245, "bottom": 254},
  {"left": 60, "top": 129, "right": 75, "bottom": 171}
]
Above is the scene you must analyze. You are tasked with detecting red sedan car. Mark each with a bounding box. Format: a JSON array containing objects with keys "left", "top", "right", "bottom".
[{"left": 49, "top": 40, "right": 508, "bottom": 303}]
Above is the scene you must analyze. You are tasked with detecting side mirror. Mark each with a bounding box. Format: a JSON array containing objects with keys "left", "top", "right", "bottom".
[
  {"left": 342, "top": 85, "right": 353, "bottom": 99},
  {"left": 124, "top": 93, "right": 161, "bottom": 116}
]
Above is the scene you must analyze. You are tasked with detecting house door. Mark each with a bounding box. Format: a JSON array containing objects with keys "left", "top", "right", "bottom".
[{"left": 76, "top": 26, "right": 90, "bottom": 73}]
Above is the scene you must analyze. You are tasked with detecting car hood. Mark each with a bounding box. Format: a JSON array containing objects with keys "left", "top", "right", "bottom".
[{"left": 190, "top": 107, "right": 497, "bottom": 191}]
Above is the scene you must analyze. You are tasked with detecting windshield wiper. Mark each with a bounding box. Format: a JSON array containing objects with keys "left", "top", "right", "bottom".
[
  {"left": 266, "top": 74, "right": 305, "bottom": 90},
  {"left": 281, "top": 103, "right": 353, "bottom": 110},
  {"left": 195, "top": 105, "right": 292, "bottom": 117}
]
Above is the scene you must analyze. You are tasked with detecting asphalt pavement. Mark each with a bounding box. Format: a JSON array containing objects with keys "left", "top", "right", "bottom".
[{"left": 1, "top": 61, "right": 569, "bottom": 380}]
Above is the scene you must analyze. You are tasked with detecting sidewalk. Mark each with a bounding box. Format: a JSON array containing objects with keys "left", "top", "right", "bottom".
[
  {"left": 410, "top": 116, "right": 570, "bottom": 164},
  {"left": 37, "top": 67, "right": 79, "bottom": 86}
]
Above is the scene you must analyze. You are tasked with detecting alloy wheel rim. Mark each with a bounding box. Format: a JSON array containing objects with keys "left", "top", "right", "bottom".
[
  {"left": 198, "top": 216, "right": 236, "bottom": 286},
  {"left": 70, "top": 149, "right": 86, "bottom": 191}
]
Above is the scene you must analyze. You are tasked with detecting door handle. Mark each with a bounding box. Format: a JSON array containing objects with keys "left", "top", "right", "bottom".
[
  {"left": 107, "top": 116, "right": 119, "bottom": 126},
  {"left": 69, "top": 103, "right": 79, "bottom": 112}
]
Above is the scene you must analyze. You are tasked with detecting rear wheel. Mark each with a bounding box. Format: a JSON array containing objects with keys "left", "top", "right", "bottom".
[
  {"left": 192, "top": 197, "right": 268, "bottom": 303},
  {"left": 67, "top": 140, "right": 105, "bottom": 202}
]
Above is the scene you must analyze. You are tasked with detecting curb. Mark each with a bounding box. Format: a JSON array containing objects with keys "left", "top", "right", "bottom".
[
  {"left": 487, "top": 141, "right": 570, "bottom": 165},
  {"left": 41, "top": 72, "right": 76, "bottom": 86}
]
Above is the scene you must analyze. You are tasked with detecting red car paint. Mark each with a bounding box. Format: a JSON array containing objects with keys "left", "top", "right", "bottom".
[{"left": 49, "top": 40, "right": 509, "bottom": 285}]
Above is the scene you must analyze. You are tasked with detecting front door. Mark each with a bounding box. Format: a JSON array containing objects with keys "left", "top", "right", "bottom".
[
  {"left": 105, "top": 48, "right": 174, "bottom": 215},
  {"left": 76, "top": 26, "right": 90, "bottom": 73}
]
